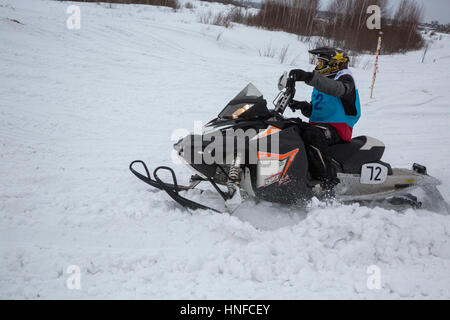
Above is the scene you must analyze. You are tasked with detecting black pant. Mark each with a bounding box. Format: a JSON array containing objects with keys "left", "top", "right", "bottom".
[{"left": 300, "top": 123, "right": 342, "bottom": 181}]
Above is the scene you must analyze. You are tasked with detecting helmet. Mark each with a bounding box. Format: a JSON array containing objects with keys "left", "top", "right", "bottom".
[{"left": 308, "top": 47, "right": 349, "bottom": 78}]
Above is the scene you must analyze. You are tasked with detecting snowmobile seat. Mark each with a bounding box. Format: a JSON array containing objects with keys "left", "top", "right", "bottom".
[{"left": 329, "top": 136, "right": 389, "bottom": 174}]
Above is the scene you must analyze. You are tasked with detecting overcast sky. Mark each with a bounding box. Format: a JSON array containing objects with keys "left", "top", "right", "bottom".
[
  {"left": 411, "top": 0, "right": 450, "bottom": 24},
  {"left": 319, "top": 0, "right": 450, "bottom": 24}
]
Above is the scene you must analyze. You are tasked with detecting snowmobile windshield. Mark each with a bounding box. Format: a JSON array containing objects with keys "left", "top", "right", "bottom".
[{"left": 218, "top": 83, "right": 269, "bottom": 120}]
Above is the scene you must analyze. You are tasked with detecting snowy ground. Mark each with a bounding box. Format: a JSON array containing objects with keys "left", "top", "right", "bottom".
[{"left": 1, "top": 0, "right": 450, "bottom": 299}]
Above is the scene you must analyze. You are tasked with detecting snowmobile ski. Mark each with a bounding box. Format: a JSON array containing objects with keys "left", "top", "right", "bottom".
[{"left": 129, "top": 160, "right": 223, "bottom": 213}]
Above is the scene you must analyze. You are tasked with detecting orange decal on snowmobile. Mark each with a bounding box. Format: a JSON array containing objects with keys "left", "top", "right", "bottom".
[
  {"left": 257, "top": 148, "right": 299, "bottom": 184},
  {"left": 253, "top": 125, "right": 281, "bottom": 140}
]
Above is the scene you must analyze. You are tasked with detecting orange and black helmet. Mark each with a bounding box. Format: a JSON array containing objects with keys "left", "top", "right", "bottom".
[{"left": 308, "top": 47, "right": 349, "bottom": 78}]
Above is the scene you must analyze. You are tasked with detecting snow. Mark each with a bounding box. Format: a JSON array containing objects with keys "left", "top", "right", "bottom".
[{"left": 1, "top": 0, "right": 449, "bottom": 299}]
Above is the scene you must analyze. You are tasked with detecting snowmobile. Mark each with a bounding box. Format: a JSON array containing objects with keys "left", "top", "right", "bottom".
[{"left": 130, "top": 73, "right": 448, "bottom": 214}]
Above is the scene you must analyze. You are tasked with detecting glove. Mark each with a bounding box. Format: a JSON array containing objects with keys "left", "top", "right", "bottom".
[
  {"left": 290, "top": 100, "right": 312, "bottom": 117},
  {"left": 286, "top": 77, "right": 295, "bottom": 89},
  {"left": 289, "top": 69, "right": 313, "bottom": 82}
]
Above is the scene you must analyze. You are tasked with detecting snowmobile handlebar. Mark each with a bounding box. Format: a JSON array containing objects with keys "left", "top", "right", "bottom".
[{"left": 274, "top": 75, "right": 296, "bottom": 115}]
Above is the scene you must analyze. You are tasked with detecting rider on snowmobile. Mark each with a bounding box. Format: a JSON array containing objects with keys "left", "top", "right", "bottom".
[{"left": 288, "top": 47, "right": 361, "bottom": 189}]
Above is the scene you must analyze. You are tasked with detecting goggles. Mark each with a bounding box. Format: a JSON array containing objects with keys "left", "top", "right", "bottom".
[{"left": 316, "top": 58, "right": 328, "bottom": 70}]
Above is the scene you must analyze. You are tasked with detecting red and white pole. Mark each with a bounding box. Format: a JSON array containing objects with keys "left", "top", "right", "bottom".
[{"left": 370, "top": 31, "right": 383, "bottom": 99}]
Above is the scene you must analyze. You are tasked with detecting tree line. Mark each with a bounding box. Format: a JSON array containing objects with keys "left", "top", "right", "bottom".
[{"left": 225, "top": 0, "right": 425, "bottom": 54}]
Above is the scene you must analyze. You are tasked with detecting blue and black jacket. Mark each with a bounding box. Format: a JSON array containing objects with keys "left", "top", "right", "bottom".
[{"left": 301, "top": 69, "right": 361, "bottom": 141}]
